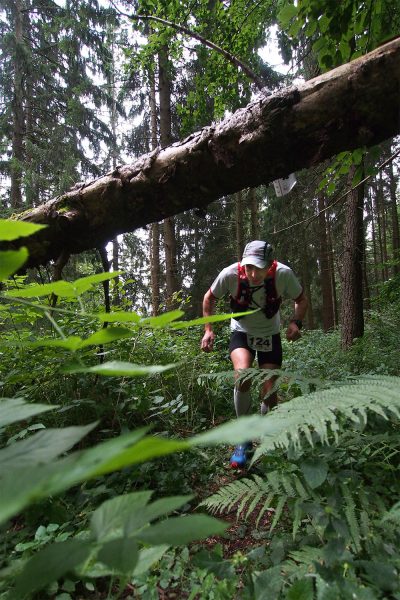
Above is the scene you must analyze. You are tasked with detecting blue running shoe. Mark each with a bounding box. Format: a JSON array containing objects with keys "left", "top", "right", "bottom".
[{"left": 230, "top": 442, "right": 253, "bottom": 469}]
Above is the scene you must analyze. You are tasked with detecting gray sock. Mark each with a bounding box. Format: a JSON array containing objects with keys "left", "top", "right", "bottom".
[
  {"left": 260, "top": 402, "right": 269, "bottom": 415},
  {"left": 234, "top": 389, "right": 252, "bottom": 417}
]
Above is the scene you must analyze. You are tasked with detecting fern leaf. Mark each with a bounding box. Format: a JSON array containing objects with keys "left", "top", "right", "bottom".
[
  {"left": 288, "top": 546, "right": 322, "bottom": 565},
  {"left": 281, "top": 474, "right": 296, "bottom": 497},
  {"left": 294, "top": 476, "right": 309, "bottom": 498},
  {"left": 255, "top": 492, "right": 275, "bottom": 528},
  {"left": 358, "top": 488, "right": 371, "bottom": 538},
  {"left": 292, "top": 498, "right": 303, "bottom": 539},
  {"left": 267, "top": 471, "right": 284, "bottom": 494},
  {"left": 245, "top": 490, "right": 264, "bottom": 521},
  {"left": 248, "top": 376, "right": 400, "bottom": 458},
  {"left": 340, "top": 482, "right": 361, "bottom": 551},
  {"left": 237, "top": 491, "right": 253, "bottom": 519},
  {"left": 270, "top": 495, "right": 287, "bottom": 532}
]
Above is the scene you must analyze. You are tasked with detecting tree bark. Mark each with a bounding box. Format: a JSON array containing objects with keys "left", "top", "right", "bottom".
[
  {"left": 340, "top": 165, "right": 365, "bottom": 350},
  {"left": 249, "top": 188, "right": 259, "bottom": 239},
  {"left": 10, "top": 0, "right": 25, "bottom": 209},
  {"left": 373, "top": 180, "right": 386, "bottom": 282},
  {"left": 389, "top": 160, "right": 400, "bottom": 275},
  {"left": 235, "top": 191, "right": 244, "bottom": 260},
  {"left": 159, "top": 46, "right": 180, "bottom": 306},
  {"left": 317, "top": 193, "right": 335, "bottom": 331},
  {"left": 8, "top": 38, "right": 400, "bottom": 269},
  {"left": 149, "top": 65, "right": 161, "bottom": 315},
  {"left": 327, "top": 219, "right": 338, "bottom": 327}
]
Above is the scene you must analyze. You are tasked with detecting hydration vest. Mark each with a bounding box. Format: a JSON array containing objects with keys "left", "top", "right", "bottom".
[{"left": 230, "top": 260, "right": 282, "bottom": 319}]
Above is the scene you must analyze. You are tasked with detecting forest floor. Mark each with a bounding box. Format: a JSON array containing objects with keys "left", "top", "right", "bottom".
[{"left": 155, "top": 458, "right": 275, "bottom": 600}]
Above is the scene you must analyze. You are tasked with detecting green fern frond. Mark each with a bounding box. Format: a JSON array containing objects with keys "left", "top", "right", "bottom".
[
  {"left": 245, "top": 490, "right": 264, "bottom": 520},
  {"left": 255, "top": 492, "right": 274, "bottom": 528},
  {"left": 358, "top": 488, "right": 372, "bottom": 538},
  {"left": 252, "top": 376, "right": 400, "bottom": 460},
  {"left": 270, "top": 495, "right": 287, "bottom": 532},
  {"left": 340, "top": 482, "right": 361, "bottom": 551},
  {"left": 288, "top": 546, "right": 322, "bottom": 566},
  {"left": 381, "top": 501, "right": 400, "bottom": 525},
  {"left": 200, "top": 477, "right": 256, "bottom": 515},
  {"left": 200, "top": 470, "right": 311, "bottom": 534},
  {"left": 292, "top": 498, "right": 303, "bottom": 539}
]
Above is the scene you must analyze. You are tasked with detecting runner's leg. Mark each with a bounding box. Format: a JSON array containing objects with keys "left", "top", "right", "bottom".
[
  {"left": 258, "top": 334, "right": 282, "bottom": 413},
  {"left": 231, "top": 347, "right": 254, "bottom": 416},
  {"left": 258, "top": 362, "right": 280, "bottom": 412}
]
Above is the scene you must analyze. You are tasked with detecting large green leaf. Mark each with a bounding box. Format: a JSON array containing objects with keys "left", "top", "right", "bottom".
[
  {"left": 300, "top": 459, "right": 328, "bottom": 489},
  {"left": 137, "top": 514, "right": 227, "bottom": 545},
  {"left": 71, "top": 271, "right": 124, "bottom": 290},
  {"left": 94, "top": 310, "right": 141, "bottom": 324},
  {"left": 190, "top": 415, "right": 282, "bottom": 446},
  {"left": 79, "top": 545, "right": 170, "bottom": 579},
  {"left": 97, "top": 537, "right": 138, "bottom": 574},
  {"left": 5, "top": 271, "right": 124, "bottom": 298},
  {"left": 79, "top": 327, "right": 132, "bottom": 347},
  {"left": 16, "top": 328, "right": 132, "bottom": 351},
  {"left": 28, "top": 336, "right": 84, "bottom": 351},
  {"left": 0, "top": 430, "right": 189, "bottom": 524},
  {"left": 252, "top": 566, "right": 284, "bottom": 599},
  {"left": 0, "top": 219, "right": 46, "bottom": 241},
  {"left": 91, "top": 491, "right": 153, "bottom": 542},
  {"left": 140, "top": 310, "right": 184, "bottom": 327},
  {"left": 132, "top": 545, "right": 170, "bottom": 576},
  {"left": 191, "top": 548, "right": 235, "bottom": 579},
  {"left": 277, "top": 4, "right": 298, "bottom": 26},
  {"left": 91, "top": 491, "right": 192, "bottom": 542},
  {"left": 11, "top": 539, "right": 92, "bottom": 599},
  {"left": 63, "top": 360, "right": 177, "bottom": 376},
  {"left": 0, "top": 423, "right": 97, "bottom": 473},
  {"left": 0, "top": 248, "right": 28, "bottom": 280},
  {"left": 0, "top": 398, "right": 56, "bottom": 429},
  {"left": 5, "top": 279, "right": 84, "bottom": 298},
  {"left": 170, "top": 310, "right": 258, "bottom": 329},
  {"left": 88, "top": 436, "right": 189, "bottom": 474},
  {"left": 131, "top": 495, "right": 193, "bottom": 530}
]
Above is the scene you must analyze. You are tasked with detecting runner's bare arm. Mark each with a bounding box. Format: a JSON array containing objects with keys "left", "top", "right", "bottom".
[
  {"left": 286, "top": 292, "right": 308, "bottom": 341},
  {"left": 201, "top": 289, "right": 216, "bottom": 352}
]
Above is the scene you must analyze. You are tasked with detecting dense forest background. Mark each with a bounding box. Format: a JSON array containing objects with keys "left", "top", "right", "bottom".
[{"left": 1, "top": 0, "right": 400, "bottom": 598}]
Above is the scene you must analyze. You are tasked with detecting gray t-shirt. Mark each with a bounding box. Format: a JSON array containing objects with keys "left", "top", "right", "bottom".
[{"left": 210, "top": 261, "right": 302, "bottom": 336}]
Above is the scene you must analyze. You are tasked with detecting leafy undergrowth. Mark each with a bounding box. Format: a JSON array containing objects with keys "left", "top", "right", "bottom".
[{"left": 2, "top": 228, "right": 400, "bottom": 599}]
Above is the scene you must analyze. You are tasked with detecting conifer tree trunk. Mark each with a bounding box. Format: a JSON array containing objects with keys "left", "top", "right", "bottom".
[
  {"left": 23, "top": 9, "right": 36, "bottom": 208},
  {"left": 149, "top": 67, "right": 161, "bottom": 315},
  {"left": 373, "top": 181, "right": 386, "bottom": 282},
  {"left": 378, "top": 173, "right": 389, "bottom": 280},
  {"left": 249, "top": 188, "right": 259, "bottom": 239},
  {"left": 159, "top": 46, "right": 179, "bottom": 307},
  {"left": 327, "top": 220, "right": 338, "bottom": 327},
  {"left": 108, "top": 27, "right": 120, "bottom": 306},
  {"left": 370, "top": 188, "right": 381, "bottom": 291},
  {"left": 317, "top": 193, "right": 335, "bottom": 330},
  {"left": 341, "top": 165, "right": 365, "bottom": 349},
  {"left": 235, "top": 191, "right": 244, "bottom": 259},
  {"left": 300, "top": 244, "right": 315, "bottom": 329},
  {"left": 389, "top": 161, "right": 400, "bottom": 275},
  {"left": 10, "top": 0, "right": 25, "bottom": 209},
  {"left": 292, "top": 188, "right": 315, "bottom": 328}
]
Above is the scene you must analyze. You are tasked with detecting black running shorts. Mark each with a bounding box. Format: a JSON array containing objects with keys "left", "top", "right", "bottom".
[{"left": 229, "top": 331, "right": 283, "bottom": 366}]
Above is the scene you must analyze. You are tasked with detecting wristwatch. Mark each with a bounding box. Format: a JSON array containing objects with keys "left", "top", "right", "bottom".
[{"left": 290, "top": 319, "right": 303, "bottom": 330}]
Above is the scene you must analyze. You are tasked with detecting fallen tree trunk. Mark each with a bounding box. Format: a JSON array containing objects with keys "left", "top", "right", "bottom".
[{"left": 8, "top": 37, "right": 400, "bottom": 268}]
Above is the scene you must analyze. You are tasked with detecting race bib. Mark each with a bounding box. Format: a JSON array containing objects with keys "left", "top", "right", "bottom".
[{"left": 247, "top": 334, "right": 272, "bottom": 352}]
